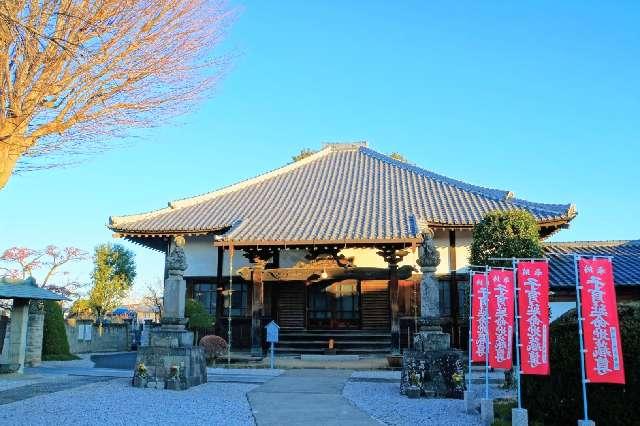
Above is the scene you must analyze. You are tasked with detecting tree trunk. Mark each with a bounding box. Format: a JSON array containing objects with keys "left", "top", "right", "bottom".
[{"left": 0, "top": 135, "right": 31, "bottom": 190}]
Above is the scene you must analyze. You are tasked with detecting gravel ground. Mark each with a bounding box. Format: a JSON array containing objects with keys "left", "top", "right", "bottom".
[
  {"left": 0, "top": 378, "right": 257, "bottom": 426},
  {"left": 343, "top": 381, "right": 482, "bottom": 426},
  {"left": 40, "top": 353, "right": 95, "bottom": 368},
  {"left": 344, "top": 370, "right": 515, "bottom": 425},
  {"left": 0, "top": 377, "right": 45, "bottom": 391}
]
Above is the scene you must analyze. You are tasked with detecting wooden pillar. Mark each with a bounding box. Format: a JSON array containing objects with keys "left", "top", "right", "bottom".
[
  {"left": 378, "top": 247, "right": 409, "bottom": 355},
  {"left": 389, "top": 262, "right": 400, "bottom": 353},
  {"left": 449, "top": 230, "right": 459, "bottom": 346},
  {"left": 244, "top": 248, "right": 274, "bottom": 357},
  {"left": 251, "top": 261, "right": 265, "bottom": 356}
]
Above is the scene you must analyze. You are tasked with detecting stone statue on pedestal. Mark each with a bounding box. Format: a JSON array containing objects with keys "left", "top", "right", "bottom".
[
  {"left": 133, "top": 236, "right": 207, "bottom": 390},
  {"left": 417, "top": 227, "right": 441, "bottom": 329},
  {"left": 400, "top": 225, "right": 465, "bottom": 399}
]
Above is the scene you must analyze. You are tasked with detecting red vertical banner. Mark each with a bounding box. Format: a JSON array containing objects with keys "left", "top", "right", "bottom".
[
  {"left": 471, "top": 272, "right": 490, "bottom": 362},
  {"left": 579, "top": 258, "right": 625, "bottom": 384},
  {"left": 488, "top": 268, "right": 515, "bottom": 369},
  {"left": 517, "top": 261, "right": 550, "bottom": 375}
]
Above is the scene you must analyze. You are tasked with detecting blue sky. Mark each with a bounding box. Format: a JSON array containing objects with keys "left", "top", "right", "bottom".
[{"left": 1, "top": 1, "right": 638, "bottom": 298}]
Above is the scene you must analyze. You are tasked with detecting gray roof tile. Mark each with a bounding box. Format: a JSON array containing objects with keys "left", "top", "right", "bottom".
[
  {"left": 109, "top": 143, "right": 576, "bottom": 244},
  {"left": 545, "top": 241, "right": 640, "bottom": 288}
]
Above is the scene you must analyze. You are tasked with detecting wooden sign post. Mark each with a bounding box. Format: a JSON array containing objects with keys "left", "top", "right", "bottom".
[{"left": 265, "top": 321, "right": 280, "bottom": 369}]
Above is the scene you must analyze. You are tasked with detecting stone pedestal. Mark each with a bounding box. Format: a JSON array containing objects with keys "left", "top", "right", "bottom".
[
  {"left": 132, "top": 242, "right": 207, "bottom": 390},
  {"left": 400, "top": 228, "right": 466, "bottom": 399},
  {"left": 414, "top": 324, "right": 451, "bottom": 352},
  {"left": 481, "top": 398, "right": 494, "bottom": 425},
  {"left": 400, "top": 349, "right": 465, "bottom": 399},
  {"left": 464, "top": 390, "right": 475, "bottom": 413},
  {"left": 7, "top": 299, "right": 29, "bottom": 373},
  {"left": 420, "top": 265, "right": 440, "bottom": 319},
  {"left": 135, "top": 340, "right": 207, "bottom": 390},
  {"left": 512, "top": 408, "right": 528, "bottom": 426}
]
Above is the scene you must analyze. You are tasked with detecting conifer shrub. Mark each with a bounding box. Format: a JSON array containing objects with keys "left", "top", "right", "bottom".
[
  {"left": 522, "top": 302, "right": 640, "bottom": 425},
  {"left": 42, "top": 300, "right": 78, "bottom": 361}
]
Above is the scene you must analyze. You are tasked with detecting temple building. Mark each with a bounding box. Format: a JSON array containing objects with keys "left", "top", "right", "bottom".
[{"left": 108, "top": 142, "right": 576, "bottom": 355}]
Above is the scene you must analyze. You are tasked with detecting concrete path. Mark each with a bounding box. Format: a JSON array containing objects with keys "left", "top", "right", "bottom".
[{"left": 248, "top": 369, "right": 379, "bottom": 425}]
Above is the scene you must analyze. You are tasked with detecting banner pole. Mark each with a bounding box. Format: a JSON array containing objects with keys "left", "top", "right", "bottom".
[
  {"left": 468, "top": 272, "right": 474, "bottom": 392},
  {"left": 484, "top": 268, "right": 490, "bottom": 400},
  {"left": 573, "top": 254, "right": 590, "bottom": 422},
  {"left": 227, "top": 244, "right": 234, "bottom": 367},
  {"left": 512, "top": 258, "right": 522, "bottom": 409},
  {"left": 480, "top": 267, "right": 494, "bottom": 425}
]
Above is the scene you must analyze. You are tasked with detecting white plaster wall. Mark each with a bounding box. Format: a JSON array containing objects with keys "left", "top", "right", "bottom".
[
  {"left": 455, "top": 230, "right": 473, "bottom": 272},
  {"left": 181, "top": 236, "right": 253, "bottom": 277},
  {"left": 339, "top": 231, "right": 450, "bottom": 275},
  {"left": 433, "top": 230, "right": 451, "bottom": 274},
  {"left": 183, "top": 236, "right": 217, "bottom": 277}
]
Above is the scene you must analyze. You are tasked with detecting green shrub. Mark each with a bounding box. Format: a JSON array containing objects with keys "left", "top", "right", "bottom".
[
  {"left": 492, "top": 398, "right": 515, "bottom": 426},
  {"left": 185, "top": 298, "right": 214, "bottom": 343},
  {"left": 42, "top": 300, "right": 77, "bottom": 361},
  {"left": 522, "top": 302, "right": 639, "bottom": 425}
]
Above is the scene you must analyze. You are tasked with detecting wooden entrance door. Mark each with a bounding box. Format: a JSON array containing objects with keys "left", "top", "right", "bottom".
[{"left": 307, "top": 280, "right": 360, "bottom": 329}]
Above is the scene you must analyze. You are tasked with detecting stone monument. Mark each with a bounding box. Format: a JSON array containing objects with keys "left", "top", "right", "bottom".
[
  {"left": 25, "top": 300, "right": 45, "bottom": 367},
  {"left": 400, "top": 226, "right": 465, "bottom": 399},
  {"left": 133, "top": 236, "right": 207, "bottom": 390}
]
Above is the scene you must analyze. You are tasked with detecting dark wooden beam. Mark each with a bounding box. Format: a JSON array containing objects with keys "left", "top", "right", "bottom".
[{"left": 236, "top": 265, "right": 415, "bottom": 283}]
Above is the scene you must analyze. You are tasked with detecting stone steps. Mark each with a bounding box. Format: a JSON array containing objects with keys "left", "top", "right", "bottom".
[{"left": 275, "top": 330, "right": 391, "bottom": 355}]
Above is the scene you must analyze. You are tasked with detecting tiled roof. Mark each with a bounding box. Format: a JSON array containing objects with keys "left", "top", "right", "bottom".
[
  {"left": 0, "top": 277, "right": 67, "bottom": 300},
  {"left": 544, "top": 241, "right": 640, "bottom": 288},
  {"left": 109, "top": 143, "right": 576, "bottom": 245}
]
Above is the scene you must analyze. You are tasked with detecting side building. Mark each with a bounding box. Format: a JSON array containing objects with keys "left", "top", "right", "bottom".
[{"left": 108, "top": 142, "right": 576, "bottom": 355}]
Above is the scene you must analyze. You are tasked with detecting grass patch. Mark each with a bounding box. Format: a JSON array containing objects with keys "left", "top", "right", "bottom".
[{"left": 492, "top": 398, "right": 515, "bottom": 426}]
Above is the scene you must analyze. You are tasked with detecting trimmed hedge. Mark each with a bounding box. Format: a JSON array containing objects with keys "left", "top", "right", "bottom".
[
  {"left": 522, "top": 302, "right": 639, "bottom": 425},
  {"left": 42, "top": 300, "right": 77, "bottom": 361}
]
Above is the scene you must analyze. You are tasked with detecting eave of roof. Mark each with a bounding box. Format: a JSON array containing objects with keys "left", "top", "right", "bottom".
[{"left": 0, "top": 278, "right": 67, "bottom": 301}]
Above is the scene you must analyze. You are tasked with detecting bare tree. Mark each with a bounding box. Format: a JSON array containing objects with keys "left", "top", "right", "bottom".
[
  {"left": 142, "top": 279, "right": 163, "bottom": 322},
  {"left": 0, "top": 0, "right": 236, "bottom": 189}
]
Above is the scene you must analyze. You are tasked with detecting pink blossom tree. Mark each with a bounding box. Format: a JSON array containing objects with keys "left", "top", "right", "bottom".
[{"left": 0, "top": 245, "right": 88, "bottom": 297}]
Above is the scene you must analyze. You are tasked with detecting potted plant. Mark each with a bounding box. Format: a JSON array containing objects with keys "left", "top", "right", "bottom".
[
  {"left": 405, "top": 371, "right": 422, "bottom": 398},
  {"left": 132, "top": 362, "right": 149, "bottom": 388},
  {"left": 165, "top": 364, "right": 182, "bottom": 390},
  {"left": 324, "top": 338, "right": 336, "bottom": 355}
]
